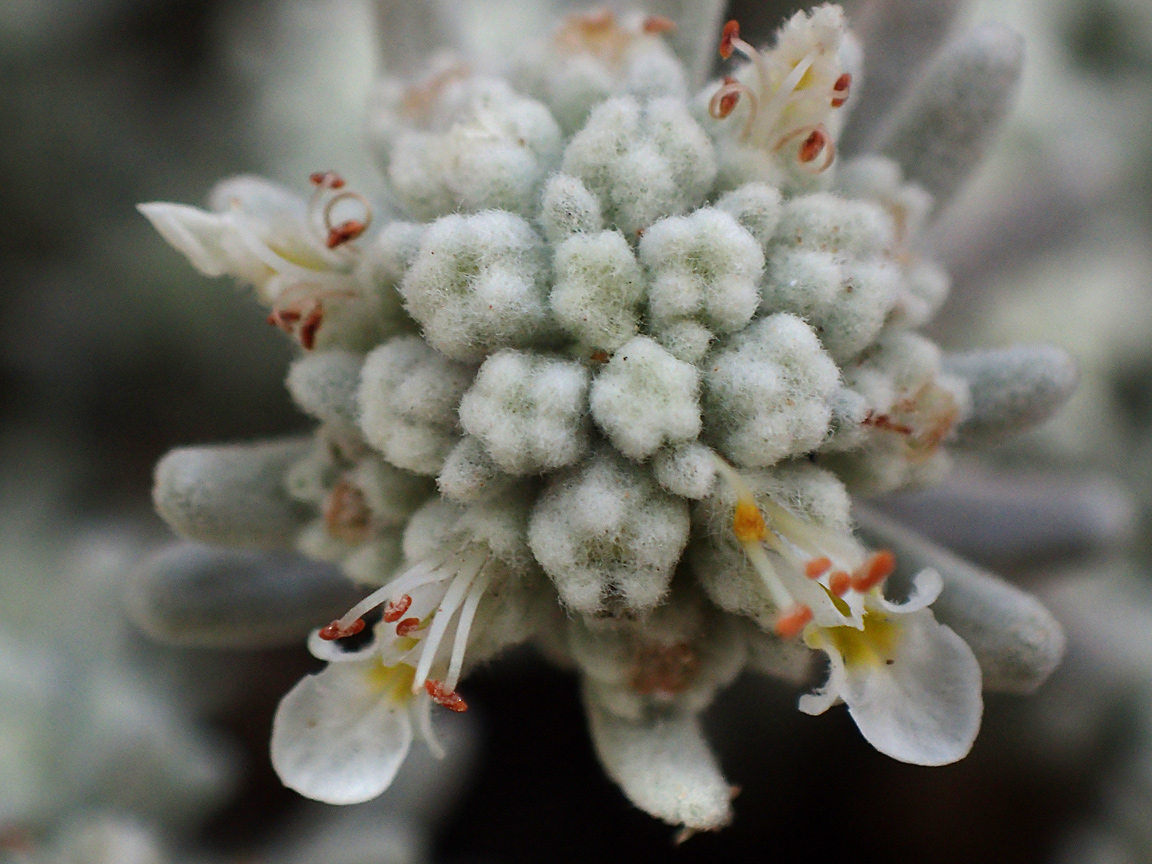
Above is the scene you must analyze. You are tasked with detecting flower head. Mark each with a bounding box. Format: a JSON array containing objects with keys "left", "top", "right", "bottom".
[{"left": 143, "top": 0, "right": 1072, "bottom": 834}]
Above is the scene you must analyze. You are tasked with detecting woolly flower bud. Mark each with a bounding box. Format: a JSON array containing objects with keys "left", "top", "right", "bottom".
[
  {"left": 459, "top": 350, "right": 591, "bottom": 475},
  {"left": 822, "top": 331, "right": 970, "bottom": 494},
  {"left": 375, "top": 73, "right": 563, "bottom": 219},
  {"left": 703, "top": 314, "right": 839, "bottom": 468},
  {"left": 561, "top": 96, "right": 716, "bottom": 238},
  {"left": 639, "top": 208, "right": 764, "bottom": 362},
  {"left": 714, "top": 182, "right": 783, "bottom": 254},
  {"left": 590, "top": 336, "right": 701, "bottom": 461},
  {"left": 400, "top": 210, "right": 553, "bottom": 362},
  {"left": 835, "top": 156, "right": 948, "bottom": 328},
  {"left": 550, "top": 230, "right": 645, "bottom": 353},
  {"left": 539, "top": 173, "right": 604, "bottom": 245},
  {"left": 518, "top": 9, "right": 688, "bottom": 135},
  {"left": 652, "top": 441, "right": 719, "bottom": 500},
  {"left": 358, "top": 336, "right": 474, "bottom": 475},
  {"left": 764, "top": 194, "right": 901, "bottom": 363},
  {"left": 529, "top": 446, "right": 690, "bottom": 615}
]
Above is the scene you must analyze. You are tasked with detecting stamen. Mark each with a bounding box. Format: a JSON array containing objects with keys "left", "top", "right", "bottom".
[
  {"left": 642, "top": 15, "right": 676, "bottom": 35},
  {"left": 829, "top": 571, "right": 852, "bottom": 597},
  {"left": 775, "top": 604, "right": 813, "bottom": 638},
  {"left": 412, "top": 549, "right": 489, "bottom": 691},
  {"left": 298, "top": 305, "right": 324, "bottom": 350},
  {"left": 805, "top": 556, "right": 833, "bottom": 578},
  {"left": 425, "top": 679, "right": 468, "bottom": 712},
  {"left": 831, "top": 72, "right": 851, "bottom": 108},
  {"left": 708, "top": 78, "right": 760, "bottom": 139},
  {"left": 333, "top": 554, "right": 452, "bottom": 631},
  {"left": 396, "top": 617, "right": 422, "bottom": 637},
  {"left": 326, "top": 220, "right": 367, "bottom": 249},
  {"left": 383, "top": 594, "right": 413, "bottom": 623},
  {"left": 851, "top": 550, "right": 896, "bottom": 593},
  {"left": 318, "top": 617, "right": 366, "bottom": 641},
  {"left": 774, "top": 124, "right": 835, "bottom": 173},
  {"left": 445, "top": 564, "right": 494, "bottom": 691},
  {"left": 719, "top": 20, "right": 740, "bottom": 59},
  {"left": 322, "top": 191, "right": 373, "bottom": 249}
]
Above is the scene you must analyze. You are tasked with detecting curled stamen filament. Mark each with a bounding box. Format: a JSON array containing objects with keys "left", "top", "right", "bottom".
[
  {"left": 322, "top": 191, "right": 373, "bottom": 249},
  {"left": 774, "top": 124, "right": 835, "bottom": 173},
  {"left": 708, "top": 77, "right": 759, "bottom": 139}
]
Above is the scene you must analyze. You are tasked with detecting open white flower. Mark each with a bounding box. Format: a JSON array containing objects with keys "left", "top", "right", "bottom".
[
  {"left": 138, "top": 174, "right": 383, "bottom": 351},
  {"left": 270, "top": 628, "right": 434, "bottom": 805},
  {"left": 272, "top": 540, "right": 528, "bottom": 803},
  {"left": 801, "top": 568, "right": 982, "bottom": 765},
  {"left": 708, "top": 455, "right": 982, "bottom": 765}
]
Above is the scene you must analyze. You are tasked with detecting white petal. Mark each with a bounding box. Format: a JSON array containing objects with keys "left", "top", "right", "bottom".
[
  {"left": 586, "top": 703, "right": 732, "bottom": 831},
  {"left": 871, "top": 567, "right": 943, "bottom": 615},
  {"left": 798, "top": 641, "right": 846, "bottom": 716},
  {"left": 271, "top": 662, "right": 413, "bottom": 804},
  {"left": 208, "top": 175, "right": 306, "bottom": 222},
  {"left": 138, "top": 202, "right": 238, "bottom": 278},
  {"left": 841, "top": 610, "right": 982, "bottom": 766}
]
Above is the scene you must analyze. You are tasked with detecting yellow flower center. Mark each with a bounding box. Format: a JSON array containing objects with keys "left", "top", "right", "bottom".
[{"left": 815, "top": 614, "right": 902, "bottom": 668}]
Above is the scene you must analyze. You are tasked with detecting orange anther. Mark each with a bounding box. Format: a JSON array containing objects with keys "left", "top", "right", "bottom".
[
  {"left": 805, "top": 556, "right": 833, "bottom": 578},
  {"left": 733, "top": 499, "right": 767, "bottom": 543},
  {"left": 396, "top": 617, "right": 422, "bottom": 637},
  {"left": 774, "top": 605, "right": 813, "bottom": 639},
  {"left": 851, "top": 550, "right": 896, "bottom": 593},
  {"left": 318, "top": 617, "right": 365, "bottom": 640},
  {"left": 831, "top": 72, "right": 851, "bottom": 107},
  {"left": 382, "top": 594, "right": 412, "bottom": 623},
  {"left": 829, "top": 570, "right": 851, "bottom": 597},
  {"left": 425, "top": 680, "right": 468, "bottom": 712},
  {"left": 590, "top": 350, "right": 610, "bottom": 363},
  {"left": 719, "top": 20, "right": 740, "bottom": 59},
  {"left": 643, "top": 15, "right": 676, "bottom": 34}
]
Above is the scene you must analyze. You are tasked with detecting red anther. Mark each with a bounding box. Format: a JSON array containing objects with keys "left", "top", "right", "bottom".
[
  {"left": 716, "top": 90, "right": 741, "bottom": 118},
  {"left": 382, "top": 594, "right": 413, "bottom": 623},
  {"left": 831, "top": 73, "right": 851, "bottom": 107},
  {"left": 829, "top": 570, "right": 852, "bottom": 597},
  {"left": 798, "top": 129, "right": 827, "bottom": 163},
  {"left": 298, "top": 305, "right": 324, "bottom": 350},
  {"left": 851, "top": 550, "right": 897, "bottom": 593},
  {"left": 862, "top": 413, "right": 914, "bottom": 435},
  {"left": 774, "top": 604, "right": 813, "bottom": 639},
  {"left": 396, "top": 617, "right": 421, "bottom": 637},
  {"left": 719, "top": 20, "right": 740, "bottom": 59},
  {"left": 310, "top": 170, "right": 345, "bottom": 189},
  {"left": 267, "top": 308, "right": 301, "bottom": 331},
  {"left": 590, "top": 350, "right": 610, "bottom": 363},
  {"left": 318, "top": 617, "right": 366, "bottom": 640},
  {"left": 425, "top": 680, "right": 468, "bottom": 712},
  {"left": 643, "top": 15, "right": 677, "bottom": 34},
  {"left": 805, "top": 556, "right": 833, "bottom": 578},
  {"left": 326, "top": 219, "right": 366, "bottom": 249}
]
